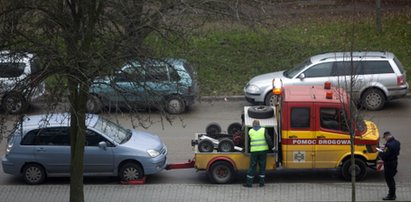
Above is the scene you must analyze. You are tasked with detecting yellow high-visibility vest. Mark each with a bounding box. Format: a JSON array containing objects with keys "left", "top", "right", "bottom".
[{"left": 249, "top": 128, "right": 268, "bottom": 152}]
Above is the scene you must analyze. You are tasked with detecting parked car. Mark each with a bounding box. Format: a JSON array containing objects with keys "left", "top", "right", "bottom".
[
  {"left": 87, "top": 58, "right": 198, "bottom": 114},
  {"left": 2, "top": 113, "right": 168, "bottom": 184},
  {"left": 0, "top": 51, "right": 45, "bottom": 114},
  {"left": 244, "top": 51, "right": 409, "bottom": 110}
]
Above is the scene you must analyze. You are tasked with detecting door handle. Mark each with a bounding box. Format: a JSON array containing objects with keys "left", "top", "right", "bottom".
[
  {"left": 36, "top": 148, "right": 46, "bottom": 152},
  {"left": 317, "top": 136, "right": 325, "bottom": 139}
]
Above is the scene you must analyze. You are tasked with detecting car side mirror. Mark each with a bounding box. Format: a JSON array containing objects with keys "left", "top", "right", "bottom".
[
  {"left": 98, "top": 141, "right": 107, "bottom": 150},
  {"left": 298, "top": 73, "right": 305, "bottom": 80}
]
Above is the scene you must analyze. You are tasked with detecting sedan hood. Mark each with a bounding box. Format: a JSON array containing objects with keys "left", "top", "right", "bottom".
[{"left": 249, "top": 71, "right": 285, "bottom": 85}]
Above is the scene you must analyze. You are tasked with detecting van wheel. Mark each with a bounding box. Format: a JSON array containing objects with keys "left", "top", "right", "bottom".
[
  {"left": 119, "top": 162, "right": 144, "bottom": 181},
  {"left": 22, "top": 163, "right": 46, "bottom": 185},
  {"left": 341, "top": 159, "right": 367, "bottom": 181},
  {"left": 361, "top": 88, "right": 385, "bottom": 111},
  {"left": 165, "top": 95, "right": 186, "bottom": 114},
  {"left": 198, "top": 139, "right": 214, "bottom": 152},
  {"left": 86, "top": 95, "right": 103, "bottom": 113},
  {"left": 208, "top": 161, "right": 235, "bottom": 184},
  {"left": 218, "top": 138, "right": 234, "bottom": 152},
  {"left": 2, "top": 93, "right": 28, "bottom": 114},
  {"left": 248, "top": 106, "right": 274, "bottom": 119}
]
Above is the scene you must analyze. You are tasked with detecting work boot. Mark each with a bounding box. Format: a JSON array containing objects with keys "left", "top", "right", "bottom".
[
  {"left": 242, "top": 183, "right": 252, "bottom": 188},
  {"left": 382, "top": 195, "right": 396, "bottom": 200},
  {"left": 258, "top": 175, "right": 265, "bottom": 187}
]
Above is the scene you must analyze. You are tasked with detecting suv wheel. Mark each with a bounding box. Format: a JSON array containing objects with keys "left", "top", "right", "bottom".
[
  {"left": 361, "top": 88, "right": 386, "bottom": 111},
  {"left": 2, "top": 93, "right": 28, "bottom": 114}
]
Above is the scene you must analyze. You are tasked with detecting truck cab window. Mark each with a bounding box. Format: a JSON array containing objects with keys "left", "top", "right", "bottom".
[{"left": 290, "top": 107, "right": 310, "bottom": 128}]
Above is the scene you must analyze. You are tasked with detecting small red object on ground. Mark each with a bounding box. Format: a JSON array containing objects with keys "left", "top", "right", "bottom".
[{"left": 121, "top": 176, "right": 146, "bottom": 185}]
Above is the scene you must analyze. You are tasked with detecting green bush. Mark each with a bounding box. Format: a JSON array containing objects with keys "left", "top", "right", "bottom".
[{"left": 147, "top": 13, "right": 411, "bottom": 96}]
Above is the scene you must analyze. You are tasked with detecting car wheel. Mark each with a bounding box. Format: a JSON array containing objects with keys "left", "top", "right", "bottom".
[
  {"left": 206, "top": 122, "right": 222, "bottom": 135},
  {"left": 86, "top": 94, "right": 103, "bottom": 114},
  {"left": 264, "top": 93, "right": 277, "bottom": 106},
  {"left": 361, "top": 88, "right": 386, "bottom": 111},
  {"left": 341, "top": 158, "right": 367, "bottom": 181},
  {"left": 217, "top": 138, "right": 235, "bottom": 152},
  {"left": 198, "top": 139, "right": 214, "bottom": 152},
  {"left": 247, "top": 106, "right": 274, "bottom": 119},
  {"left": 208, "top": 161, "right": 235, "bottom": 184},
  {"left": 119, "top": 162, "right": 144, "bottom": 182},
  {"left": 2, "top": 93, "right": 28, "bottom": 114},
  {"left": 165, "top": 95, "right": 186, "bottom": 114},
  {"left": 22, "top": 163, "right": 46, "bottom": 185}
]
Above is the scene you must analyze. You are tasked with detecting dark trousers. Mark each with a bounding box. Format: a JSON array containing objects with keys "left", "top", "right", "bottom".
[
  {"left": 384, "top": 161, "right": 398, "bottom": 197},
  {"left": 246, "top": 151, "right": 267, "bottom": 184}
]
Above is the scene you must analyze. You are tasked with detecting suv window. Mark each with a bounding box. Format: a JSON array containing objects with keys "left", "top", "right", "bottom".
[
  {"left": 303, "top": 62, "right": 333, "bottom": 78},
  {"left": 86, "top": 129, "right": 110, "bottom": 146},
  {"left": 21, "top": 127, "right": 70, "bottom": 145},
  {"left": 290, "top": 107, "right": 310, "bottom": 128},
  {"left": 145, "top": 65, "right": 169, "bottom": 82},
  {"left": 0, "top": 63, "right": 25, "bottom": 78}
]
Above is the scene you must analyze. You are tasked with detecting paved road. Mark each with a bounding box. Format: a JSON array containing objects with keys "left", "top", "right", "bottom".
[{"left": 1, "top": 97, "right": 411, "bottom": 201}]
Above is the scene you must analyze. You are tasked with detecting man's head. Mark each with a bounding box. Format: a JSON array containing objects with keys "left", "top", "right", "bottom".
[
  {"left": 252, "top": 120, "right": 260, "bottom": 127},
  {"left": 383, "top": 131, "right": 393, "bottom": 141}
]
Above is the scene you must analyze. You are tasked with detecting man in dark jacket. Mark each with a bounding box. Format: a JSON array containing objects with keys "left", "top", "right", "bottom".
[{"left": 378, "top": 131, "right": 401, "bottom": 200}]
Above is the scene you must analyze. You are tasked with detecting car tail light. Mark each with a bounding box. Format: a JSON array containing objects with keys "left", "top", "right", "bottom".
[{"left": 397, "top": 75, "right": 405, "bottom": 86}]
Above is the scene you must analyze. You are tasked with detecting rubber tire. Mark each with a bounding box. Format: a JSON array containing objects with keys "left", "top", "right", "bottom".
[
  {"left": 2, "top": 93, "right": 28, "bottom": 114},
  {"left": 206, "top": 122, "right": 222, "bottom": 135},
  {"left": 248, "top": 106, "right": 274, "bottom": 119},
  {"left": 264, "top": 93, "right": 276, "bottom": 106},
  {"left": 86, "top": 94, "right": 103, "bottom": 114},
  {"left": 341, "top": 158, "right": 367, "bottom": 181},
  {"left": 22, "top": 163, "right": 46, "bottom": 185},
  {"left": 361, "top": 88, "right": 386, "bottom": 111},
  {"left": 198, "top": 139, "right": 214, "bottom": 152},
  {"left": 208, "top": 161, "right": 235, "bottom": 184},
  {"left": 227, "top": 122, "right": 242, "bottom": 135},
  {"left": 119, "top": 162, "right": 144, "bottom": 182},
  {"left": 217, "top": 138, "right": 235, "bottom": 152},
  {"left": 165, "top": 95, "right": 186, "bottom": 114}
]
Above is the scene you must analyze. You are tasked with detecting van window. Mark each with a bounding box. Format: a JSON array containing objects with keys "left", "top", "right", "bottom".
[
  {"left": 86, "top": 130, "right": 110, "bottom": 146},
  {"left": 303, "top": 62, "right": 333, "bottom": 78},
  {"left": 290, "top": 107, "right": 310, "bottom": 128},
  {"left": 0, "top": 63, "right": 25, "bottom": 78},
  {"left": 21, "top": 127, "right": 69, "bottom": 145}
]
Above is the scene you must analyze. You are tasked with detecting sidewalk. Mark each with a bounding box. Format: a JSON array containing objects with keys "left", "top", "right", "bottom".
[{"left": 1, "top": 182, "right": 410, "bottom": 202}]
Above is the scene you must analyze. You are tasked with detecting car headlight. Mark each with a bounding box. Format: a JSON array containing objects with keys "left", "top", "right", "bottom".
[
  {"left": 147, "top": 149, "right": 160, "bottom": 158},
  {"left": 246, "top": 84, "right": 261, "bottom": 94}
]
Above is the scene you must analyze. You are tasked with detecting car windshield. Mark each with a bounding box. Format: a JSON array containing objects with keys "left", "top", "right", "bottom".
[
  {"left": 93, "top": 117, "right": 131, "bottom": 144},
  {"left": 283, "top": 58, "right": 312, "bottom": 78}
]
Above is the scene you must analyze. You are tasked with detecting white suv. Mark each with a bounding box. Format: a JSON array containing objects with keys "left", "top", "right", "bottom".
[
  {"left": 244, "top": 51, "right": 409, "bottom": 110},
  {"left": 0, "top": 51, "right": 45, "bottom": 114}
]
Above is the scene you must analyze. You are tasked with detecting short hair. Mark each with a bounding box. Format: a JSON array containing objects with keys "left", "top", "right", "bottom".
[
  {"left": 383, "top": 131, "right": 392, "bottom": 137},
  {"left": 252, "top": 120, "right": 260, "bottom": 127}
]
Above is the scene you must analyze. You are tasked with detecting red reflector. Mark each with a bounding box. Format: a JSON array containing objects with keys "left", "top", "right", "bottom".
[{"left": 324, "top": 81, "right": 331, "bottom": 89}]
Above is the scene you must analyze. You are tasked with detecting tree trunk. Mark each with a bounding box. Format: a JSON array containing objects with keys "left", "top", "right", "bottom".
[{"left": 68, "top": 78, "right": 88, "bottom": 202}]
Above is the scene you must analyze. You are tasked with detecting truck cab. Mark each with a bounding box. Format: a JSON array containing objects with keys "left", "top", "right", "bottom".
[{"left": 192, "top": 83, "right": 380, "bottom": 184}]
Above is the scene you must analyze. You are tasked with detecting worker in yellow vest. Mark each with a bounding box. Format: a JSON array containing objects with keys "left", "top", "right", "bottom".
[{"left": 243, "top": 119, "right": 269, "bottom": 187}]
